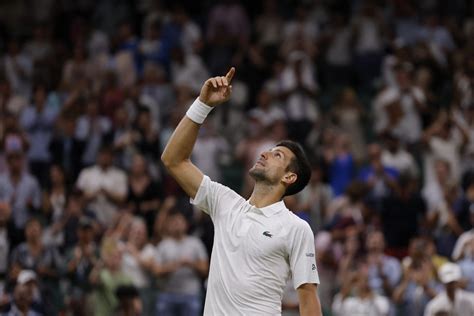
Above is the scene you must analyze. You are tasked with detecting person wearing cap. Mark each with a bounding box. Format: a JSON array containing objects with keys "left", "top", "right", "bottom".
[
  {"left": 16, "top": 270, "right": 44, "bottom": 315},
  {"left": 0, "top": 283, "right": 42, "bottom": 316},
  {"left": 424, "top": 262, "right": 474, "bottom": 316}
]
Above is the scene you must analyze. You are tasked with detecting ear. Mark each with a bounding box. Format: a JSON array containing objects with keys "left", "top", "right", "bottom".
[{"left": 282, "top": 172, "right": 297, "bottom": 186}]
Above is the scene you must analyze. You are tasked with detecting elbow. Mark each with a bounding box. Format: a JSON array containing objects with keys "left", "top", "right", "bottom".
[{"left": 161, "top": 153, "right": 173, "bottom": 169}]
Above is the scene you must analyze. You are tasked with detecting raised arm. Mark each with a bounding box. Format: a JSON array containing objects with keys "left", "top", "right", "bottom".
[{"left": 161, "top": 67, "right": 235, "bottom": 199}]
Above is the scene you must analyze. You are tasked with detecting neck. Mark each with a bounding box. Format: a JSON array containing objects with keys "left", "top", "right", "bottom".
[
  {"left": 446, "top": 287, "right": 456, "bottom": 301},
  {"left": 10, "top": 172, "right": 21, "bottom": 182},
  {"left": 248, "top": 182, "right": 283, "bottom": 208}
]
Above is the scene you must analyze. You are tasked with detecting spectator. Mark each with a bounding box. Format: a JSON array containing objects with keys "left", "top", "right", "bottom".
[
  {"left": 127, "top": 154, "right": 162, "bottom": 236},
  {"left": 0, "top": 202, "right": 15, "bottom": 282},
  {"left": 4, "top": 39, "right": 33, "bottom": 100},
  {"left": 332, "top": 258, "right": 390, "bottom": 316},
  {"left": 291, "top": 164, "right": 333, "bottom": 232},
  {"left": 19, "top": 84, "right": 59, "bottom": 185},
  {"left": 74, "top": 96, "right": 111, "bottom": 167},
  {"left": 119, "top": 217, "right": 155, "bottom": 316},
  {"left": 9, "top": 218, "right": 63, "bottom": 315},
  {"left": 76, "top": 146, "right": 127, "bottom": 229},
  {"left": 65, "top": 217, "right": 98, "bottom": 316},
  {"left": 393, "top": 238, "right": 442, "bottom": 316},
  {"left": 153, "top": 210, "right": 209, "bottom": 316},
  {"left": 373, "top": 63, "right": 426, "bottom": 144},
  {"left": 1, "top": 283, "right": 42, "bottom": 316},
  {"left": 358, "top": 143, "right": 399, "bottom": 207},
  {"left": 0, "top": 147, "right": 41, "bottom": 232},
  {"left": 324, "top": 132, "right": 355, "bottom": 197},
  {"left": 381, "top": 133, "right": 419, "bottom": 177},
  {"left": 424, "top": 263, "right": 474, "bottom": 316},
  {"left": 280, "top": 51, "right": 318, "bottom": 142},
  {"left": 115, "top": 285, "right": 142, "bottom": 316},
  {"left": 451, "top": 203, "right": 474, "bottom": 261},
  {"left": 49, "top": 113, "right": 84, "bottom": 180},
  {"left": 192, "top": 121, "right": 230, "bottom": 183},
  {"left": 331, "top": 88, "right": 366, "bottom": 163},
  {"left": 365, "top": 231, "right": 402, "bottom": 297},
  {"left": 380, "top": 174, "right": 427, "bottom": 257},
  {"left": 89, "top": 238, "right": 132, "bottom": 316}
]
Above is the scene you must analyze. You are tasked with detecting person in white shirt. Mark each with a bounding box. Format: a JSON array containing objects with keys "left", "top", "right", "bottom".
[
  {"left": 161, "top": 67, "right": 322, "bottom": 315},
  {"left": 76, "top": 146, "right": 127, "bottom": 228},
  {"left": 332, "top": 258, "right": 390, "bottom": 316},
  {"left": 424, "top": 262, "right": 474, "bottom": 316}
]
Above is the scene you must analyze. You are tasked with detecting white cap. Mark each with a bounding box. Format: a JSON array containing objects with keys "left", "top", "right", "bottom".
[
  {"left": 17, "top": 270, "right": 37, "bottom": 284},
  {"left": 438, "top": 262, "right": 462, "bottom": 284}
]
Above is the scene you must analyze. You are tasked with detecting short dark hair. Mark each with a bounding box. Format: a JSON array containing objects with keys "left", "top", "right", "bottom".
[{"left": 276, "top": 140, "right": 311, "bottom": 197}]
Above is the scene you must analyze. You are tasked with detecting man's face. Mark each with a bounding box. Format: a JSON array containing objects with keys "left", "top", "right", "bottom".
[
  {"left": 25, "top": 221, "right": 42, "bottom": 241},
  {"left": 98, "top": 151, "right": 113, "bottom": 169},
  {"left": 249, "top": 146, "right": 296, "bottom": 186},
  {"left": 6, "top": 153, "right": 24, "bottom": 174}
]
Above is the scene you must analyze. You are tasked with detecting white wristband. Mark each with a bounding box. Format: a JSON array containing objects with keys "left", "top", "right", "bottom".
[{"left": 186, "top": 98, "right": 214, "bottom": 124}]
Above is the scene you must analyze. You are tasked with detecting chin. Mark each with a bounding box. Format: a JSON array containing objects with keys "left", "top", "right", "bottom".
[{"left": 249, "top": 167, "right": 267, "bottom": 181}]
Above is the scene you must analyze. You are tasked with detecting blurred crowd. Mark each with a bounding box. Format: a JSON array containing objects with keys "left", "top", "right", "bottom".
[{"left": 0, "top": 0, "right": 474, "bottom": 315}]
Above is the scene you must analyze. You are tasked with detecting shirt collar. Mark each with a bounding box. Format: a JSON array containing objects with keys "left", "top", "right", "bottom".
[{"left": 254, "top": 200, "right": 287, "bottom": 217}]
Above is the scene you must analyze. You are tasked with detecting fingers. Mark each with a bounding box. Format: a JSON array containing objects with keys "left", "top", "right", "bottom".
[
  {"left": 207, "top": 76, "right": 230, "bottom": 88},
  {"left": 225, "top": 67, "right": 235, "bottom": 83}
]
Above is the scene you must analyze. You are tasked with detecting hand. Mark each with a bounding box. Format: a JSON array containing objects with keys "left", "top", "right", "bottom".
[{"left": 199, "top": 67, "right": 235, "bottom": 107}]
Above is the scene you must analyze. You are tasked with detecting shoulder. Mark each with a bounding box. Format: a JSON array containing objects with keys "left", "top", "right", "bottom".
[{"left": 285, "top": 212, "right": 313, "bottom": 236}]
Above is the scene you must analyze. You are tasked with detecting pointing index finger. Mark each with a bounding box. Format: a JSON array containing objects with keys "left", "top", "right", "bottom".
[{"left": 225, "top": 67, "right": 235, "bottom": 83}]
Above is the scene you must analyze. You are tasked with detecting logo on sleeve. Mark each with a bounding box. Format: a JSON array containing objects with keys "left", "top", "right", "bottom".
[
  {"left": 306, "top": 253, "right": 315, "bottom": 257},
  {"left": 263, "top": 231, "right": 273, "bottom": 238}
]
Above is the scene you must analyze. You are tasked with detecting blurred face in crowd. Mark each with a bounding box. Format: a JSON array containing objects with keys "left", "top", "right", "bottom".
[
  {"left": 257, "top": 89, "right": 272, "bottom": 109},
  {"left": 14, "top": 284, "right": 32, "bottom": 312},
  {"left": 368, "top": 143, "right": 383, "bottom": 170},
  {"left": 130, "top": 154, "right": 147, "bottom": 176},
  {"left": 353, "top": 262, "right": 371, "bottom": 294},
  {"left": 167, "top": 213, "right": 188, "bottom": 239},
  {"left": 0, "top": 202, "right": 11, "bottom": 226},
  {"left": 50, "top": 165, "right": 65, "bottom": 186},
  {"left": 104, "top": 248, "right": 122, "bottom": 271},
  {"left": 114, "top": 107, "right": 128, "bottom": 127},
  {"left": 6, "top": 152, "right": 24, "bottom": 175},
  {"left": 136, "top": 110, "right": 151, "bottom": 130},
  {"left": 77, "top": 225, "right": 94, "bottom": 244},
  {"left": 33, "top": 86, "right": 47, "bottom": 108},
  {"left": 25, "top": 220, "right": 42, "bottom": 243},
  {"left": 249, "top": 146, "right": 296, "bottom": 188},
  {"left": 86, "top": 99, "right": 99, "bottom": 117},
  {"left": 97, "top": 149, "right": 113, "bottom": 169},
  {"left": 396, "top": 68, "right": 412, "bottom": 90},
  {"left": 366, "top": 231, "right": 385, "bottom": 253},
  {"left": 128, "top": 219, "right": 147, "bottom": 247}
]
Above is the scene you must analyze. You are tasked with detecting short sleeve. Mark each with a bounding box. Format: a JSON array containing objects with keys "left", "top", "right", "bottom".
[
  {"left": 190, "top": 175, "right": 241, "bottom": 221},
  {"left": 288, "top": 221, "right": 320, "bottom": 289}
]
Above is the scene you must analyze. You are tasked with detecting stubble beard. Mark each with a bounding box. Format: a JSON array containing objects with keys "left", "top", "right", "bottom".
[{"left": 249, "top": 166, "right": 273, "bottom": 185}]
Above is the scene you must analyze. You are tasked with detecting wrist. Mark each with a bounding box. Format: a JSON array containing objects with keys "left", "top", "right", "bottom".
[{"left": 186, "top": 98, "right": 213, "bottom": 124}]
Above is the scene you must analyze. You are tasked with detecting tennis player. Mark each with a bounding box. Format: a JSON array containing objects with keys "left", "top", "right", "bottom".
[{"left": 161, "top": 67, "right": 322, "bottom": 315}]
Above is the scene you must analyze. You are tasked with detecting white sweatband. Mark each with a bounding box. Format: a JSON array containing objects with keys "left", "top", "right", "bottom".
[{"left": 186, "top": 98, "right": 213, "bottom": 124}]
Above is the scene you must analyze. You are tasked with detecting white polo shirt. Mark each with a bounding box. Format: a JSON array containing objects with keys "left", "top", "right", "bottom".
[
  {"left": 424, "top": 289, "right": 474, "bottom": 316},
  {"left": 191, "top": 176, "right": 319, "bottom": 315}
]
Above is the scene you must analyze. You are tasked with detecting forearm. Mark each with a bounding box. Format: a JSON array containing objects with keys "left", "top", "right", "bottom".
[
  {"left": 299, "top": 295, "right": 322, "bottom": 316},
  {"left": 298, "top": 284, "right": 323, "bottom": 316},
  {"left": 161, "top": 116, "right": 201, "bottom": 168}
]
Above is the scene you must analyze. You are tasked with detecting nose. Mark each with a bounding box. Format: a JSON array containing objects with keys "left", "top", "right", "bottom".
[{"left": 260, "top": 151, "right": 269, "bottom": 160}]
